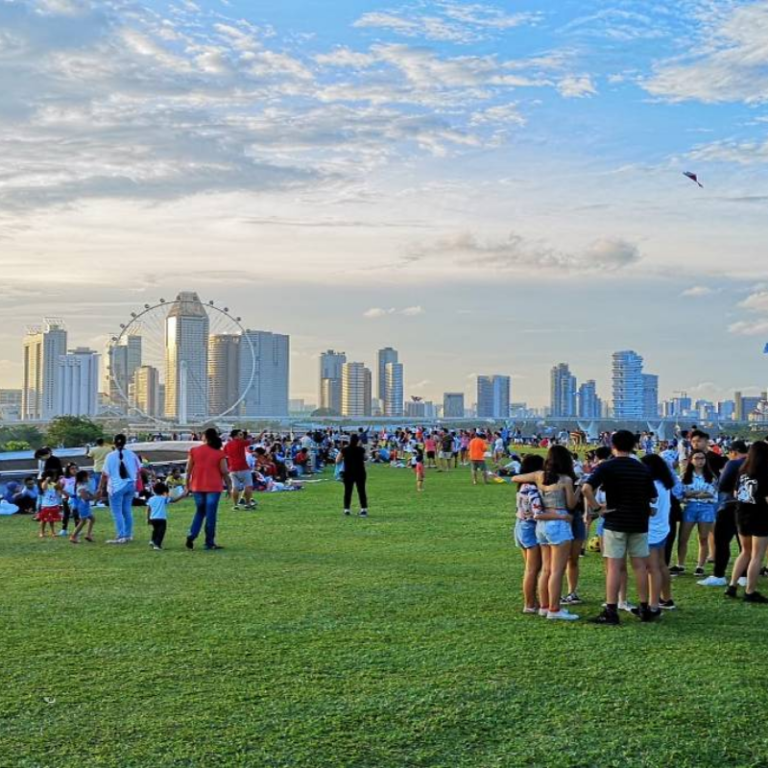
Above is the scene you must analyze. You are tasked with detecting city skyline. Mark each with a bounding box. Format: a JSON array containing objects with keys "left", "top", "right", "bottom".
[{"left": 3, "top": 2, "right": 768, "bottom": 408}]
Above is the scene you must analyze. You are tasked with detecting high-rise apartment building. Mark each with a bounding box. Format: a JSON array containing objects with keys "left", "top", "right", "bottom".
[
  {"left": 477, "top": 375, "right": 511, "bottom": 419},
  {"left": 132, "top": 365, "right": 162, "bottom": 418},
  {"left": 642, "top": 374, "right": 659, "bottom": 419},
  {"left": 383, "top": 361, "right": 404, "bottom": 417},
  {"left": 109, "top": 335, "right": 142, "bottom": 408},
  {"left": 612, "top": 350, "right": 645, "bottom": 420},
  {"left": 577, "top": 380, "right": 601, "bottom": 419},
  {"left": 0, "top": 389, "right": 22, "bottom": 421},
  {"left": 22, "top": 319, "right": 68, "bottom": 420},
  {"left": 550, "top": 363, "right": 577, "bottom": 417},
  {"left": 54, "top": 348, "right": 99, "bottom": 417},
  {"left": 240, "top": 331, "right": 290, "bottom": 418},
  {"left": 341, "top": 362, "right": 372, "bottom": 417},
  {"left": 377, "top": 347, "right": 398, "bottom": 401},
  {"left": 208, "top": 334, "right": 241, "bottom": 417},
  {"left": 319, "top": 350, "right": 346, "bottom": 415},
  {"left": 443, "top": 392, "right": 465, "bottom": 418},
  {"left": 165, "top": 291, "right": 210, "bottom": 422}
]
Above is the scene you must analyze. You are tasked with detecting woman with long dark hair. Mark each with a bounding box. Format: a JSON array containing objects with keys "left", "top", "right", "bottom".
[
  {"left": 98, "top": 434, "right": 141, "bottom": 544},
  {"left": 185, "top": 428, "right": 230, "bottom": 550},
  {"left": 674, "top": 450, "right": 718, "bottom": 576},
  {"left": 641, "top": 454, "right": 676, "bottom": 614},
  {"left": 726, "top": 442, "right": 768, "bottom": 602},
  {"left": 336, "top": 433, "right": 368, "bottom": 517},
  {"left": 513, "top": 445, "right": 579, "bottom": 621}
]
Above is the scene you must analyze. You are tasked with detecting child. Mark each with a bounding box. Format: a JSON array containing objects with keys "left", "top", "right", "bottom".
[
  {"left": 59, "top": 463, "right": 80, "bottom": 538},
  {"left": 69, "top": 470, "right": 95, "bottom": 543},
  {"left": 38, "top": 471, "right": 67, "bottom": 538},
  {"left": 147, "top": 481, "right": 184, "bottom": 550},
  {"left": 413, "top": 446, "right": 425, "bottom": 492}
]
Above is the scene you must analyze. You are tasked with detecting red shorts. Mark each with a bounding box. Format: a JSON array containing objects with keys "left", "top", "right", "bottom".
[
  {"left": 414, "top": 463, "right": 425, "bottom": 479},
  {"left": 39, "top": 506, "right": 62, "bottom": 523}
]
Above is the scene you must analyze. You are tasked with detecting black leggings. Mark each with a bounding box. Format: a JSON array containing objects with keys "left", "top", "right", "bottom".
[
  {"left": 61, "top": 501, "right": 80, "bottom": 531},
  {"left": 343, "top": 475, "right": 368, "bottom": 510},
  {"left": 665, "top": 496, "right": 682, "bottom": 565},
  {"left": 713, "top": 504, "right": 740, "bottom": 578}
]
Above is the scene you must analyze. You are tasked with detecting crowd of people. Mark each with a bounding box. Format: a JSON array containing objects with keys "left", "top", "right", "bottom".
[{"left": 5, "top": 424, "right": 767, "bottom": 622}]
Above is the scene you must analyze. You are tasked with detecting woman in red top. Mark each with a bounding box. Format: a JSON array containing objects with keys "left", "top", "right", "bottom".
[{"left": 185, "top": 428, "right": 230, "bottom": 551}]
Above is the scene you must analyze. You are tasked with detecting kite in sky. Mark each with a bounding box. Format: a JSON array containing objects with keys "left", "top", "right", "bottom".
[{"left": 683, "top": 171, "right": 703, "bottom": 188}]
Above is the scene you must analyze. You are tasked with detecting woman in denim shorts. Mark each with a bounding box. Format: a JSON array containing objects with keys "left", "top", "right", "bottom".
[
  {"left": 513, "top": 446, "right": 579, "bottom": 621},
  {"left": 514, "top": 454, "right": 545, "bottom": 614},
  {"left": 675, "top": 451, "right": 718, "bottom": 577}
]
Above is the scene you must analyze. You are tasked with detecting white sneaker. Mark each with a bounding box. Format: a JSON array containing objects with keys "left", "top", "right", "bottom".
[
  {"left": 57, "top": 529, "right": 68, "bottom": 537},
  {"left": 698, "top": 576, "right": 727, "bottom": 587},
  {"left": 538, "top": 608, "right": 549, "bottom": 617},
  {"left": 738, "top": 577, "right": 748, "bottom": 587},
  {"left": 105, "top": 539, "right": 121, "bottom": 544},
  {"left": 619, "top": 601, "right": 635, "bottom": 613},
  {"left": 547, "top": 609, "right": 579, "bottom": 621}
]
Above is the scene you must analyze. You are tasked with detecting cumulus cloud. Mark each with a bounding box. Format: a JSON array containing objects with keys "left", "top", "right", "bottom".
[
  {"left": 728, "top": 320, "right": 768, "bottom": 337},
  {"left": 363, "top": 306, "right": 426, "bottom": 318},
  {"left": 411, "top": 232, "right": 641, "bottom": 274},
  {"left": 740, "top": 290, "right": 768, "bottom": 313},
  {"left": 681, "top": 286, "right": 715, "bottom": 298},
  {"left": 557, "top": 74, "right": 597, "bottom": 98}
]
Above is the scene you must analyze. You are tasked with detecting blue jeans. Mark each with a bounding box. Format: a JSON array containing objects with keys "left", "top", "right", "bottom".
[
  {"left": 109, "top": 482, "right": 135, "bottom": 539},
  {"left": 190, "top": 492, "right": 221, "bottom": 548}
]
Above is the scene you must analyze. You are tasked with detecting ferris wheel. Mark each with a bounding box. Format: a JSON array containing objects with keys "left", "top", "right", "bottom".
[{"left": 107, "top": 293, "right": 255, "bottom": 424}]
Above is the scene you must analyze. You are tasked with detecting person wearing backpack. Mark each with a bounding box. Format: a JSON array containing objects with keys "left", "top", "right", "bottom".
[{"left": 97, "top": 434, "right": 141, "bottom": 544}]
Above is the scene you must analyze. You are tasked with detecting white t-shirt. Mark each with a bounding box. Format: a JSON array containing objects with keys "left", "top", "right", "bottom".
[
  {"left": 648, "top": 481, "right": 671, "bottom": 546},
  {"left": 103, "top": 449, "right": 141, "bottom": 494},
  {"left": 148, "top": 496, "right": 170, "bottom": 521}
]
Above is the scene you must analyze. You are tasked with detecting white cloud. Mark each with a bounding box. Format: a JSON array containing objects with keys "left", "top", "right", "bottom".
[
  {"left": 740, "top": 290, "right": 768, "bottom": 313},
  {"left": 557, "top": 74, "right": 597, "bottom": 98},
  {"left": 363, "top": 307, "right": 396, "bottom": 318},
  {"left": 728, "top": 320, "right": 768, "bottom": 337},
  {"left": 681, "top": 285, "right": 714, "bottom": 298},
  {"left": 401, "top": 305, "right": 425, "bottom": 316}
]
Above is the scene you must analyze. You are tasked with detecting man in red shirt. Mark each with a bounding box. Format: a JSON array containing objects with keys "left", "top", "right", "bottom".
[{"left": 223, "top": 429, "right": 255, "bottom": 510}]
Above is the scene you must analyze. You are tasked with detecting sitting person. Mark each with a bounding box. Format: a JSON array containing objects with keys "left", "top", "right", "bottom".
[
  {"left": 6, "top": 477, "right": 39, "bottom": 514},
  {"left": 292, "top": 448, "right": 312, "bottom": 476}
]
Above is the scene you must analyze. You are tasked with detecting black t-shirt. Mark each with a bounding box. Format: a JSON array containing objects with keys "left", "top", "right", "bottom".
[
  {"left": 719, "top": 458, "right": 745, "bottom": 497},
  {"left": 441, "top": 435, "right": 453, "bottom": 452},
  {"left": 706, "top": 450, "right": 727, "bottom": 478},
  {"left": 736, "top": 473, "right": 768, "bottom": 519},
  {"left": 341, "top": 445, "right": 366, "bottom": 477},
  {"left": 586, "top": 456, "right": 657, "bottom": 534}
]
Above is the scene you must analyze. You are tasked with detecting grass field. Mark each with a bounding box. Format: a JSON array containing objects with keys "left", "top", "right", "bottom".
[{"left": 2, "top": 465, "right": 768, "bottom": 768}]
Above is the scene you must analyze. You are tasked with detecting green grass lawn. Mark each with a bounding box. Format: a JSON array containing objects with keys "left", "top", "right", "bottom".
[{"left": 2, "top": 465, "right": 768, "bottom": 768}]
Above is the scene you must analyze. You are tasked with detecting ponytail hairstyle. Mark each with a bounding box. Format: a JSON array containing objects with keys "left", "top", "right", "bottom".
[
  {"left": 204, "top": 427, "right": 222, "bottom": 451},
  {"left": 114, "top": 434, "right": 129, "bottom": 480}
]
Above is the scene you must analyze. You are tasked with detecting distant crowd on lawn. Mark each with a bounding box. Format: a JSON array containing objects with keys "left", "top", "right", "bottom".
[{"left": 4, "top": 424, "right": 767, "bottom": 623}]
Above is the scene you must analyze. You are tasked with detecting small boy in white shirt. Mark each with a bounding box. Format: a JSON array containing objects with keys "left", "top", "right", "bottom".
[{"left": 147, "top": 481, "right": 185, "bottom": 551}]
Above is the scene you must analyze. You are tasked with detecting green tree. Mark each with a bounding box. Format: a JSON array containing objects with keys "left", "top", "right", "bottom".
[
  {"left": 0, "top": 425, "right": 45, "bottom": 452},
  {"left": 45, "top": 416, "right": 104, "bottom": 448},
  {"left": 3, "top": 440, "right": 31, "bottom": 452}
]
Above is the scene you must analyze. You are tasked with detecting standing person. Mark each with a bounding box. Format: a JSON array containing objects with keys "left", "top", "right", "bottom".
[
  {"left": 146, "top": 481, "right": 185, "bottom": 551},
  {"left": 38, "top": 472, "right": 66, "bottom": 538},
  {"left": 185, "top": 428, "right": 229, "bottom": 551},
  {"left": 726, "top": 442, "right": 768, "bottom": 602},
  {"left": 224, "top": 429, "right": 256, "bottom": 510},
  {"left": 641, "top": 454, "right": 675, "bottom": 615},
  {"left": 98, "top": 434, "right": 141, "bottom": 544},
  {"left": 514, "top": 454, "right": 545, "bottom": 614},
  {"left": 336, "top": 433, "right": 368, "bottom": 517},
  {"left": 413, "top": 445, "right": 425, "bottom": 493},
  {"left": 69, "top": 470, "right": 95, "bottom": 544},
  {"left": 673, "top": 451, "right": 718, "bottom": 577},
  {"left": 87, "top": 438, "right": 112, "bottom": 506},
  {"left": 699, "top": 440, "right": 748, "bottom": 587},
  {"left": 468, "top": 432, "right": 489, "bottom": 486},
  {"left": 424, "top": 434, "right": 437, "bottom": 469},
  {"left": 512, "top": 445, "right": 579, "bottom": 621},
  {"left": 58, "top": 463, "right": 80, "bottom": 538},
  {"left": 35, "top": 447, "right": 63, "bottom": 481},
  {"left": 583, "top": 430, "right": 658, "bottom": 625},
  {"left": 439, "top": 431, "right": 454, "bottom": 473}
]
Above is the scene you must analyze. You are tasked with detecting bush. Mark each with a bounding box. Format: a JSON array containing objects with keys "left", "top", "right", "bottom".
[{"left": 45, "top": 416, "right": 104, "bottom": 448}]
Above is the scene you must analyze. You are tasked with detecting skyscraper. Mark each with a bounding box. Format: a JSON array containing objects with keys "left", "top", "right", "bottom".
[
  {"left": 208, "top": 334, "right": 241, "bottom": 417},
  {"left": 550, "top": 363, "right": 577, "bottom": 417},
  {"left": 383, "top": 361, "right": 404, "bottom": 417},
  {"left": 165, "top": 291, "right": 210, "bottom": 422},
  {"left": 642, "top": 374, "right": 659, "bottom": 419},
  {"left": 132, "top": 365, "right": 162, "bottom": 418},
  {"left": 341, "top": 362, "right": 372, "bottom": 417},
  {"left": 577, "top": 380, "right": 602, "bottom": 419},
  {"left": 54, "top": 347, "right": 99, "bottom": 417},
  {"left": 319, "top": 350, "right": 346, "bottom": 415},
  {"left": 377, "top": 347, "right": 398, "bottom": 401},
  {"left": 109, "top": 335, "right": 142, "bottom": 408},
  {"left": 612, "top": 350, "right": 644, "bottom": 420},
  {"left": 443, "top": 392, "right": 465, "bottom": 418},
  {"left": 477, "top": 375, "right": 511, "bottom": 419},
  {"left": 240, "top": 331, "right": 290, "bottom": 418},
  {"left": 22, "top": 319, "right": 68, "bottom": 420}
]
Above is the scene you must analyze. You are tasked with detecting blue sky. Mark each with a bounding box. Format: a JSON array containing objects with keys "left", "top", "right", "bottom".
[{"left": 2, "top": 0, "right": 768, "bottom": 406}]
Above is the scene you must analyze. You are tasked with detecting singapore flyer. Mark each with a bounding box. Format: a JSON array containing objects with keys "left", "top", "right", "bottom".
[{"left": 107, "top": 291, "right": 255, "bottom": 424}]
